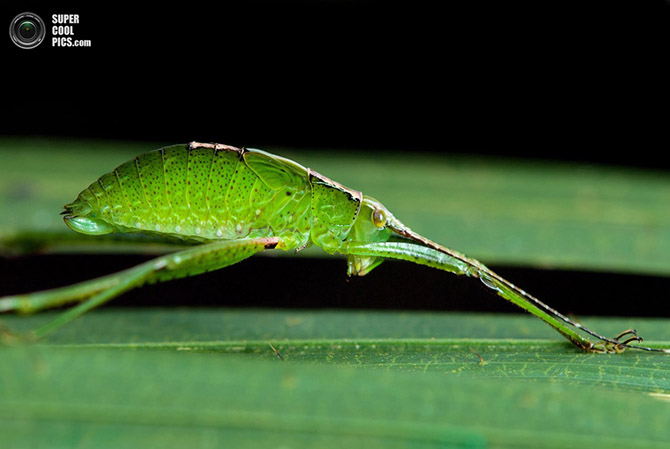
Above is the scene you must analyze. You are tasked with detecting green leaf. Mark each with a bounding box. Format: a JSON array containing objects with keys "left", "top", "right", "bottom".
[
  {"left": 6, "top": 309, "right": 670, "bottom": 391},
  {"left": 3, "top": 138, "right": 670, "bottom": 447},
  {"left": 2, "top": 310, "right": 670, "bottom": 448}
]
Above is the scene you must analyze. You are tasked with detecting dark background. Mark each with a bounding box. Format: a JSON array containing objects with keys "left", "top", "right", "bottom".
[
  {"left": 2, "top": 0, "right": 669, "bottom": 166},
  {"left": 1, "top": 0, "right": 669, "bottom": 318}
]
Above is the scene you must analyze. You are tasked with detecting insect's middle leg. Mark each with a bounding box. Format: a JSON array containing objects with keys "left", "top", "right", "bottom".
[{"left": 1, "top": 237, "right": 282, "bottom": 340}]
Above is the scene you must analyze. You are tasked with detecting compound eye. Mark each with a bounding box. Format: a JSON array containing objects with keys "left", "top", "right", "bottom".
[{"left": 372, "top": 208, "right": 386, "bottom": 228}]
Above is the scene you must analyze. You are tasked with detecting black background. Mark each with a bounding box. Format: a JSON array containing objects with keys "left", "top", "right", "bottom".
[
  {"left": 2, "top": 0, "right": 668, "bottom": 166},
  {"left": 1, "top": 1, "right": 669, "bottom": 317}
]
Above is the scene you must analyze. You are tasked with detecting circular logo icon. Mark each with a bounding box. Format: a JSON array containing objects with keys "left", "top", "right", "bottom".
[{"left": 9, "top": 12, "right": 46, "bottom": 49}]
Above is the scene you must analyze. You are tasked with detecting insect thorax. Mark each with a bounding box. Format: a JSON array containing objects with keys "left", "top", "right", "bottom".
[{"left": 307, "top": 169, "right": 362, "bottom": 253}]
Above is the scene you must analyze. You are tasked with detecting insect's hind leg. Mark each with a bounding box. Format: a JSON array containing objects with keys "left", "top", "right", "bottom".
[
  {"left": 0, "top": 272, "right": 121, "bottom": 315},
  {"left": 1, "top": 237, "right": 281, "bottom": 340}
]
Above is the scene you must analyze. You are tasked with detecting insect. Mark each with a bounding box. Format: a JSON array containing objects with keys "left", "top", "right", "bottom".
[{"left": 0, "top": 142, "right": 665, "bottom": 353}]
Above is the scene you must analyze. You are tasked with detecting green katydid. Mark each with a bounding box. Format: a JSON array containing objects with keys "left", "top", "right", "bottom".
[{"left": 0, "top": 142, "right": 665, "bottom": 353}]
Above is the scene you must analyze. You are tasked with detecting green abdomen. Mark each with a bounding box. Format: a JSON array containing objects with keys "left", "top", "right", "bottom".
[{"left": 67, "top": 143, "right": 312, "bottom": 246}]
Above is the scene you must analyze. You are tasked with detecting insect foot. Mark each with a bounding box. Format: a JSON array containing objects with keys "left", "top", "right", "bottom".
[
  {"left": 591, "top": 342, "right": 627, "bottom": 354},
  {"left": 589, "top": 328, "right": 670, "bottom": 354},
  {"left": 591, "top": 329, "right": 645, "bottom": 353},
  {"left": 613, "top": 328, "right": 638, "bottom": 342}
]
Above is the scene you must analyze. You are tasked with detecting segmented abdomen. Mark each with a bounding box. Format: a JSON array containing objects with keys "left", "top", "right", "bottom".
[{"left": 71, "top": 143, "right": 312, "bottom": 244}]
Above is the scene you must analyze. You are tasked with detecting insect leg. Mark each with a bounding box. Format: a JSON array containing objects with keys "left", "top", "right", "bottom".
[
  {"left": 1, "top": 237, "right": 281, "bottom": 340},
  {"left": 343, "top": 241, "right": 597, "bottom": 351},
  {"left": 0, "top": 273, "right": 120, "bottom": 314}
]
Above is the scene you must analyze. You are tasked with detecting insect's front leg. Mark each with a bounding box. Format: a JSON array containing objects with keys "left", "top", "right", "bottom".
[
  {"left": 343, "top": 241, "right": 601, "bottom": 351},
  {"left": 0, "top": 237, "right": 281, "bottom": 340}
]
